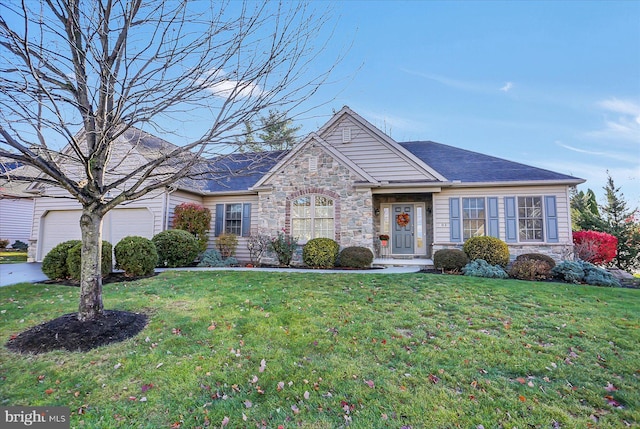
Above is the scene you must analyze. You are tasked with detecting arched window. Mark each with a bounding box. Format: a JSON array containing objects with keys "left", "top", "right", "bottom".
[{"left": 291, "top": 194, "right": 334, "bottom": 241}]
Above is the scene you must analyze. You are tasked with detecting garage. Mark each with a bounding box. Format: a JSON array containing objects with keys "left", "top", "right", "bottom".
[{"left": 38, "top": 208, "right": 154, "bottom": 261}]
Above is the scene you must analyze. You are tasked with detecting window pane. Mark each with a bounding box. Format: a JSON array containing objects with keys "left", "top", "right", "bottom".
[
  {"left": 292, "top": 219, "right": 311, "bottom": 241},
  {"left": 462, "top": 198, "right": 485, "bottom": 240},
  {"left": 225, "top": 203, "right": 242, "bottom": 235},
  {"left": 517, "top": 197, "right": 543, "bottom": 241},
  {"left": 291, "top": 194, "right": 334, "bottom": 240},
  {"left": 292, "top": 197, "right": 311, "bottom": 218}
]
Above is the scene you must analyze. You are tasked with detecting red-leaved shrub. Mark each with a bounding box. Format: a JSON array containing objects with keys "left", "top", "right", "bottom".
[
  {"left": 173, "top": 203, "right": 211, "bottom": 252},
  {"left": 572, "top": 230, "right": 617, "bottom": 265}
]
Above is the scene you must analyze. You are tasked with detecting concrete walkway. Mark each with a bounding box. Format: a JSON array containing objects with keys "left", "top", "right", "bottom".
[
  {"left": 0, "top": 263, "right": 48, "bottom": 287},
  {"left": 0, "top": 263, "right": 420, "bottom": 287}
]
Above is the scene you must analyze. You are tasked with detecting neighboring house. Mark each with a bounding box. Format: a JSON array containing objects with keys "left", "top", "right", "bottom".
[
  {"left": 0, "top": 160, "right": 36, "bottom": 247},
  {"left": 25, "top": 107, "right": 584, "bottom": 264}
]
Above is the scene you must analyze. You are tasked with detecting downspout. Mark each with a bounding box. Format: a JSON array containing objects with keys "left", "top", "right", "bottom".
[{"left": 163, "top": 185, "right": 178, "bottom": 231}]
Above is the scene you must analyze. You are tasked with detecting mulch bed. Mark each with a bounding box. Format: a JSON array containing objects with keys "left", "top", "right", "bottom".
[{"left": 5, "top": 310, "right": 148, "bottom": 354}]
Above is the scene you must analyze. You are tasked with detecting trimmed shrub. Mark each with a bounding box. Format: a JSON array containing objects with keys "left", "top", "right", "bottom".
[
  {"left": 216, "top": 233, "right": 238, "bottom": 258},
  {"left": 303, "top": 238, "right": 340, "bottom": 268},
  {"left": 42, "top": 240, "right": 82, "bottom": 279},
  {"left": 462, "top": 259, "right": 509, "bottom": 279},
  {"left": 11, "top": 240, "right": 28, "bottom": 251},
  {"left": 67, "top": 241, "right": 113, "bottom": 280},
  {"left": 463, "top": 236, "right": 510, "bottom": 267},
  {"left": 269, "top": 231, "right": 298, "bottom": 266},
  {"left": 509, "top": 259, "right": 551, "bottom": 281},
  {"left": 172, "top": 202, "right": 211, "bottom": 252},
  {"left": 572, "top": 230, "right": 617, "bottom": 265},
  {"left": 551, "top": 261, "right": 585, "bottom": 284},
  {"left": 153, "top": 229, "right": 200, "bottom": 267},
  {"left": 0, "top": 239, "right": 9, "bottom": 249},
  {"left": 579, "top": 260, "right": 620, "bottom": 287},
  {"left": 338, "top": 246, "right": 374, "bottom": 269},
  {"left": 197, "top": 249, "right": 238, "bottom": 267},
  {"left": 515, "top": 253, "right": 556, "bottom": 269},
  {"left": 433, "top": 249, "right": 469, "bottom": 272},
  {"left": 114, "top": 236, "right": 157, "bottom": 276}
]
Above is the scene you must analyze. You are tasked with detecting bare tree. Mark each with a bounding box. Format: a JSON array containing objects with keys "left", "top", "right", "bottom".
[{"left": 0, "top": 0, "right": 336, "bottom": 321}]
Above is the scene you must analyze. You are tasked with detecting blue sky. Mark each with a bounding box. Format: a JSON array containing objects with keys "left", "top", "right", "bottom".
[{"left": 294, "top": 1, "right": 640, "bottom": 207}]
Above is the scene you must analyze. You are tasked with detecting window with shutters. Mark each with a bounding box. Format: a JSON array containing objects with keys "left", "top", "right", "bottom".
[
  {"left": 224, "top": 203, "right": 242, "bottom": 235},
  {"left": 462, "top": 198, "right": 486, "bottom": 240},
  {"left": 291, "top": 195, "right": 334, "bottom": 241},
  {"left": 518, "top": 196, "right": 543, "bottom": 241}
]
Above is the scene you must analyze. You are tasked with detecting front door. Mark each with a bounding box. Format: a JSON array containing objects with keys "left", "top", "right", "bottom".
[{"left": 392, "top": 204, "right": 414, "bottom": 254}]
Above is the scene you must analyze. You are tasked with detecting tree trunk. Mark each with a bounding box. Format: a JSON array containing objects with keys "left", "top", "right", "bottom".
[{"left": 78, "top": 207, "right": 104, "bottom": 321}]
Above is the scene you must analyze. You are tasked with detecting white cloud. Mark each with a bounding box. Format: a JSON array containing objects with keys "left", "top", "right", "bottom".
[
  {"left": 555, "top": 141, "right": 631, "bottom": 163},
  {"left": 500, "top": 82, "right": 514, "bottom": 92},
  {"left": 200, "top": 69, "right": 263, "bottom": 99},
  {"left": 586, "top": 97, "right": 640, "bottom": 142}
]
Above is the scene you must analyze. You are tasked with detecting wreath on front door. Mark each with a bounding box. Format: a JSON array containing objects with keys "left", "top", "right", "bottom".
[{"left": 396, "top": 212, "right": 410, "bottom": 228}]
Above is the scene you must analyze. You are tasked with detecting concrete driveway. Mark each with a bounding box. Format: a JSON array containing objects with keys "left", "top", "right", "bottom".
[{"left": 0, "top": 263, "right": 48, "bottom": 287}]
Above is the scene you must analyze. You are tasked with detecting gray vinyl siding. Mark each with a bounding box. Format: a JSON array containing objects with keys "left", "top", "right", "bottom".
[
  {"left": 321, "top": 117, "right": 437, "bottom": 182},
  {"left": 433, "top": 185, "right": 571, "bottom": 246},
  {"left": 203, "top": 195, "right": 259, "bottom": 263},
  {"left": 0, "top": 198, "right": 33, "bottom": 245}
]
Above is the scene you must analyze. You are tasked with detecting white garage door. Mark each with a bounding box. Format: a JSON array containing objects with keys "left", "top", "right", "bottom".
[{"left": 39, "top": 208, "right": 154, "bottom": 261}]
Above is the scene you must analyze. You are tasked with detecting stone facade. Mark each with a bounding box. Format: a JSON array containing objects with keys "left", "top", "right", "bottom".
[
  {"left": 257, "top": 143, "right": 374, "bottom": 264},
  {"left": 431, "top": 243, "right": 574, "bottom": 263}
]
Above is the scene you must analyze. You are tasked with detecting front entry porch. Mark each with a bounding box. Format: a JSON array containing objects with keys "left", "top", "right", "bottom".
[{"left": 374, "top": 193, "right": 434, "bottom": 260}]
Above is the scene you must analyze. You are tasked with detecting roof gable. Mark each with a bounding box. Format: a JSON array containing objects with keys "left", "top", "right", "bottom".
[{"left": 316, "top": 107, "right": 447, "bottom": 183}]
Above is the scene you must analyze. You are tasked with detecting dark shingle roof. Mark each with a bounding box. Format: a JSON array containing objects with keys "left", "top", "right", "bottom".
[
  {"left": 400, "top": 141, "right": 583, "bottom": 183},
  {"left": 200, "top": 151, "right": 288, "bottom": 193}
]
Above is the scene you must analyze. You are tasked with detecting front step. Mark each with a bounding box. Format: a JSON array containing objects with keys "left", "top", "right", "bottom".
[{"left": 373, "top": 257, "right": 434, "bottom": 269}]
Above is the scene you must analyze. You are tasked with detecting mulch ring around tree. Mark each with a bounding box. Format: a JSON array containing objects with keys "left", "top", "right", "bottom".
[{"left": 5, "top": 310, "right": 148, "bottom": 355}]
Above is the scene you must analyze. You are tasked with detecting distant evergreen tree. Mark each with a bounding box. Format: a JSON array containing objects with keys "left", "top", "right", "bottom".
[
  {"left": 236, "top": 110, "right": 301, "bottom": 152},
  {"left": 572, "top": 173, "right": 639, "bottom": 271}
]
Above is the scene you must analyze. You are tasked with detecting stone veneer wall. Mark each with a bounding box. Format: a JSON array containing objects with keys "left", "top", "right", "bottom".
[
  {"left": 257, "top": 144, "right": 374, "bottom": 265},
  {"left": 432, "top": 243, "right": 574, "bottom": 263}
]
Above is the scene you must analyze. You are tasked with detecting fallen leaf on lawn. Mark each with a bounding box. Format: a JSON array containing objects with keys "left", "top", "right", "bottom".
[
  {"left": 114, "top": 363, "right": 122, "bottom": 370},
  {"left": 518, "top": 395, "right": 526, "bottom": 402},
  {"left": 364, "top": 380, "right": 375, "bottom": 388},
  {"left": 244, "top": 400, "right": 252, "bottom": 408},
  {"left": 172, "top": 328, "right": 181, "bottom": 335},
  {"left": 170, "top": 422, "right": 180, "bottom": 428},
  {"left": 527, "top": 381, "right": 535, "bottom": 388},
  {"left": 605, "top": 395, "right": 621, "bottom": 407},
  {"left": 277, "top": 381, "right": 285, "bottom": 391},
  {"left": 221, "top": 416, "right": 229, "bottom": 427},
  {"left": 428, "top": 374, "right": 439, "bottom": 384},
  {"left": 155, "top": 362, "right": 164, "bottom": 369},
  {"left": 516, "top": 377, "right": 526, "bottom": 384},
  {"left": 250, "top": 376, "right": 259, "bottom": 384},
  {"left": 37, "top": 375, "right": 45, "bottom": 381},
  {"left": 45, "top": 388, "right": 54, "bottom": 395},
  {"left": 291, "top": 404, "right": 300, "bottom": 414},
  {"left": 208, "top": 322, "right": 216, "bottom": 331},
  {"left": 140, "top": 397, "right": 147, "bottom": 402},
  {"left": 242, "top": 413, "right": 247, "bottom": 421},
  {"left": 141, "top": 383, "right": 154, "bottom": 392},
  {"left": 259, "top": 359, "right": 266, "bottom": 373},
  {"left": 605, "top": 382, "right": 618, "bottom": 392},
  {"left": 304, "top": 391, "right": 310, "bottom": 400}
]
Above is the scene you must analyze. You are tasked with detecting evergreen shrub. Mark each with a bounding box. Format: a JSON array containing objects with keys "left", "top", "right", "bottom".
[
  {"left": 462, "top": 259, "right": 509, "bottom": 279},
  {"left": 197, "top": 249, "right": 238, "bottom": 267},
  {"left": 338, "top": 246, "right": 374, "bottom": 269},
  {"left": 114, "top": 236, "right": 157, "bottom": 276},
  {"left": 269, "top": 231, "right": 298, "bottom": 266},
  {"left": 42, "top": 240, "right": 82, "bottom": 279},
  {"left": 303, "top": 238, "right": 340, "bottom": 268},
  {"left": 463, "top": 236, "right": 510, "bottom": 267},
  {"left": 515, "top": 253, "right": 556, "bottom": 269},
  {"left": 509, "top": 258, "right": 551, "bottom": 281},
  {"left": 67, "top": 241, "right": 113, "bottom": 280},
  {"left": 433, "top": 249, "right": 468, "bottom": 272},
  {"left": 153, "top": 229, "right": 200, "bottom": 267}
]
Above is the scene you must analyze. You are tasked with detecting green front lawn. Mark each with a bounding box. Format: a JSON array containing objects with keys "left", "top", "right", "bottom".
[
  {"left": 0, "top": 251, "right": 27, "bottom": 264},
  {"left": 1, "top": 271, "right": 638, "bottom": 428}
]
